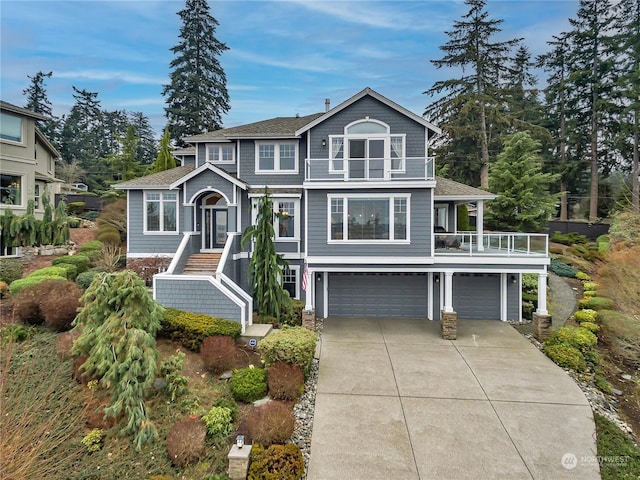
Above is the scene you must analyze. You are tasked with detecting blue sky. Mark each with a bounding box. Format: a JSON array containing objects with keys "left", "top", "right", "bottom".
[{"left": 1, "top": 0, "right": 578, "bottom": 138}]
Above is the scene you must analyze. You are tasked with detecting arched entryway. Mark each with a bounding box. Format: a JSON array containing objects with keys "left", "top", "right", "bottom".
[{"left": 201, "top": 193, "right": 227, "bottom": 250}]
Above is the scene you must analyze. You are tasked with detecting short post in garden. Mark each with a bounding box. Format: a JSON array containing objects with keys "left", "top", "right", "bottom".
[{"left": 228, "top": 435, "right": 252, "bottom": 480}]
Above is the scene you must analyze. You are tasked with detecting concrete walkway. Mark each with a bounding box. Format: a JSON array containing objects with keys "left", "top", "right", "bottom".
[{"left": 307, "top": 318, "right": 600, "bottom": 480}]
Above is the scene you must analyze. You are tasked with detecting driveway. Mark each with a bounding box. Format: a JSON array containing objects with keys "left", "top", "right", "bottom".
[{"left": 307, "top": 318, "right": 600, "bottom": 480}]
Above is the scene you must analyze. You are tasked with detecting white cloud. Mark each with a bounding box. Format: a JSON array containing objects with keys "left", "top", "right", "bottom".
[{"left": 55, "top": 70, "right": 166, "bottom": 85}]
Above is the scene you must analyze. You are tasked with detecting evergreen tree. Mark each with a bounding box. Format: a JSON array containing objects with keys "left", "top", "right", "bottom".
[
  {"left": 72, "top": 271, "right": 162, "bottom": 450},
  {"left": 150, "top": 128, "right": 176, "bottom": 173},
  {"left": 101, "top": 109, "right": 130, "bottom": 157},
  {"left": 487, "top": 132, "right": 559, "bottom": 231},
  {"left": 22, "top": 71, "right": 59, "bottom": 144},
  {"left": 163, "top": 0, "right": 230, "bottom": 146},
  {"left": 102, "top": 125, "right": 144, "bottom": 182},
  {"left": 241, "top": 189, "right": 290, "bottom": 319},
  {"left": 424, "top": 0, "right": 521, "bottom": 187},
  {"left": 566, "top": 0, "right": 616, "bottom": 221},
  {"left": 129, "top": 112, "right": 158, "bottom": 165},
  {"left": 611, "top": 0, "right": 640, "bottom": 212}
]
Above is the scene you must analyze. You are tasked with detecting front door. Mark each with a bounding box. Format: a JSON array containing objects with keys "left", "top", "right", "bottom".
[{"left": 203, "top": 208, "right": 227, "bottom": 250}]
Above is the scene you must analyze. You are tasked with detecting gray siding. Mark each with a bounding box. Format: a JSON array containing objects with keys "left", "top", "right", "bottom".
[
  {"left": 237, "top": 139, "right": 307, "bottom": 185},
  {"left": 507, "top": 277, "right": 520, "bottom": 321},
  {"left": 127, "top": 190, "right": 183, "bottom": 254},
  {"left": 155, "top": 277, "right": 242, "bottom": 322},
  {"left": 183, "top": 170, "right": 235, "bottom": 204},
  {"left": 307, "top": 188, "right": 432, "bottom": 257},
  {"left": 307, "top": 96, "right": 427, "bottom": 160}
]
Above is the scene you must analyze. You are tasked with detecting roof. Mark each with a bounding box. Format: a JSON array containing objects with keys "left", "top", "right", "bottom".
[
  {"left": 183, "top": 113, "right": 325, "bottom": 142},
  {"left": 172, "top": 146, "right": 195, "bottom": 156},
  {"left": 295, "top": 87, "right": 442, "bottom": 137},
  {"left": 434, "top": 177, "right": 497, "bottom": 200},
  {"left": 113, "top": 165, "right": 195, "bottom": 189},
  {"left": 1, "top": 100, "right": 48, "bottom": 121}
]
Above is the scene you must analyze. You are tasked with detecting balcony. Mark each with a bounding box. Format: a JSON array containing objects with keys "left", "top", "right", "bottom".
[
  {"left": 435, "top": 232, "right": 548, "bottom": 257},
  {"left": 304, "top": 156, "right": 435, "bottom": 183}
]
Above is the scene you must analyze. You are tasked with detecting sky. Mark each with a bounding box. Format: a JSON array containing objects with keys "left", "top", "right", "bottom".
[{"left": 1, "top": 0, "right": 579, "bottom": 138}]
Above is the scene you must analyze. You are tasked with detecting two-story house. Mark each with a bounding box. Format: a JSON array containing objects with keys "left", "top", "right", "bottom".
[
  {"left": 1, "top": 101, "right": 62, "bottom": 255},
  {"left": 115, "top": 88, "right": 551, "bottom": 333}
]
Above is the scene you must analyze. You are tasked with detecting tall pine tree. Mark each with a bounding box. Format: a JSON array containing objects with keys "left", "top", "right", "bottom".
[
  {"left": 129, "top": 111, "right": 158, "bottom": 165},
  {"left": 149, "top": 128, "right": 176, "bottom": 173},
  {"left": 425, "top": 0, "right": 521, "bottom": 188},
  {"left": 23, "top": 71, "right": 59, "bottom": 146},
  {"left": 163, "top": 0, "right": 230, "bottom": 146}
]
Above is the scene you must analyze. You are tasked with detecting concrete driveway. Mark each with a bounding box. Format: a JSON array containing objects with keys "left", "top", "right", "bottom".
[{"left": 307, "top": 318, "right": 600, "bottom": 480}]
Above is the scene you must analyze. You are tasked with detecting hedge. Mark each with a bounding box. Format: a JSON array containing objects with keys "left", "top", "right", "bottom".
[
  {"left": 160, "top": 307, "right": 242, "bottom": 351},
  {"left": 52, "top": 254, "right": 91, "bottom": 273},
  {"left": 258, "top": 326, "right": 318, "bottom": 374},
  {"left": 578, "top": 297, "right": 615, "bottom": 311},
  {"left": 9, "top": 276, "right": 66, "bottom": 296},
  {"left": 28, "top": 266, "right": 70, "bottom": 279}
]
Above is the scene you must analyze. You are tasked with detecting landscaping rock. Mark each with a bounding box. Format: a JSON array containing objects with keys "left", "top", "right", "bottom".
[
  {"left": 153, "top": 377, "right": 167, "bottom": 391},
  {"left": 621, "top": 374, "right": 632, "bottom": 381},
  {"left": 611, "top": 388, "right": 623, "bottom": 396}
]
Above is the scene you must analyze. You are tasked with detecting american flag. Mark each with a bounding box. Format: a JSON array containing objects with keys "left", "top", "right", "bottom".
[{"left": 302, "top": 264, "right": 309, "bottom": 291}]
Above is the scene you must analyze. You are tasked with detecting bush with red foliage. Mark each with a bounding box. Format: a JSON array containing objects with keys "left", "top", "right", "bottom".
[
  {"left": 238, "top": 401, "right": 295, "bottom": 446},
  {"left": 200, "top": 335, "right": 238, "bottom": 373},
  {"left": 12, "top": 279, "right": 82, "bottom": 331},
  {"left": 166, "top": 416, "right": 207, "bottom": 467},
  {"left": 267, "top": 362, "right": 304, "bottom": 401}
]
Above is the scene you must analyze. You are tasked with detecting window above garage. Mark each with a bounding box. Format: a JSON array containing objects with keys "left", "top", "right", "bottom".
[{"left": 328, "top": 193, "right": 410, "bottom": 243}]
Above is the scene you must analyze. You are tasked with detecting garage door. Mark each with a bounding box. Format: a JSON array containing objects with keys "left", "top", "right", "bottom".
[
  {"left": 453, "top": 273, "right": 500, "bottom": 320},
  {"left": 328, "top": 273, "right": 428, "bottom": 317}
]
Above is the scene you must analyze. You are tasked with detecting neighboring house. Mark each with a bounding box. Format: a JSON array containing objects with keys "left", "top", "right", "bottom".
[
  {"left": 1, "top": 101, "right": 62, "bottom": 254},
  {"left": 115, "top": 88, "right": 550, "bottom": 333}
]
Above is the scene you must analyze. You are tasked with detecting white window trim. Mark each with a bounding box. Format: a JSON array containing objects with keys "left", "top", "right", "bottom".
[
  {"left": 327, "top": 193, "right": 411, "bottom": 244},
  {"left": 255, "top": 141, "right": 299, "bottom": 174},
  {"left": 0, "top": 172, "right": 25, "bottom": 207},
  {"left": 0, "top": 112, "right": 25, "bottom": 145},
  {"left": 435, "top": 204, "right": 448, "bottom": 230},
  {"left": 206, "top": 143, "right": 235, "bottom": 164},
  {"left": 281, "top": 264, "right": 300, "bottom": 299},
  {"left": 251, "top": 197, "right": 300, "bottom": 241},
  {"left": 143, "top": 190, "right": 180, "bottom": 235}
]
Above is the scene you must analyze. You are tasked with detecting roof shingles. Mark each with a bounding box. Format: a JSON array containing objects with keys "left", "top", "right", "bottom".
[{"left": 114, "top": 165, "right": 195, "bottom": 189}]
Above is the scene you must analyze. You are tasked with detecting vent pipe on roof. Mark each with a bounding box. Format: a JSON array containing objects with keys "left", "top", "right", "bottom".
[{"left": 325, "top": 98, "right": 330, "bottom": 112}]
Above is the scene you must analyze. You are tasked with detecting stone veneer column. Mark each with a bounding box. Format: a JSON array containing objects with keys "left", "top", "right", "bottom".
[
  {"left": 302, "top": 309, "right": 316, "bottom": 331},
  {"left": 228, "top": 444, "right": 252, "bottom": 480},
  {"left": 533, "top": 312, "right": 552, "bottom": 342},
  {"left": 441, "top": 310, "right": 457, "bottom": 340}
]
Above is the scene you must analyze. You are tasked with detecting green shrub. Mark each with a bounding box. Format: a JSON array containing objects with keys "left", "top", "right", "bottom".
[
  {"left": 27, "top": 266, "right": 68, "bottom": 279},
  {"left": 0, "top": 324, "right": 36, "bottom": 342},
  {"left": 212, "top": 396, "right": 238, "bottom": 422},
  {"left": 583, "top": 290, "right": 596, "bottom": 297},
  {"left": 550, "top": 258, "right": 578, "bottom": 278},
  {"left": 201, "top": 406, "right": 233, "bottom": 439},
  {"left": 521, "top": 273, "right": 538, "bottom": 292},
  {"left": 67, "top": 217, "right": 81, "bottom": 228},
  {"left": 9, "top": 275, "right": 66, "bottom": 296},
  {"left": 583, "top": 281, "right": 599, "bottom": 292},
  {"left": 160, "top": 308, "right": 242, "bottom": 351},
  {"left": 575, "top": 271, "right": 591, "bottom": 281},
  {"left": 258, "top": 326, "right": 318, "bottom": 374},
  {"left": 160, "top": 352, "right": 189, "bottom": 402},
  {"left": 96, "top": 226, "right": 121, "bottom": 245},
  {"left": 546, "top": 326, "right": 597, "bottom": 354},
  {"left": 79, "top": 240, "right": 103, "bottom": 253},
  {"left": 578, "top": 296, "right": 615, "bottom": 311},
  {"left": 230, "top": 368, "right": 267, "bottom": 403},
  {"left": 0, "top": 259, "right": 24, "bottom": 284},
  {"left": 52, "top": 254, "right": 90, "bottom": 273},
  {"left": 574, "top": 309, "right": 597, "bottom": 323},
  {"left": 81, "top": 428, "right": 104, "bottom": 453},
  {"left": 248, "top": 443, "right": 304, "bottom": 480},
  {"left": 457, "top": 204, "right": 470, "bottom": 231},
  {"left": 67, "top": 202, "right": 86, "bottom": 215},
  {"left": 76, "top": 270, "right": 101, "bottom": 290},
  {"left": 543, "top": 344, "right": 587, "bottom": 371},
  {"left": 579, "top": 321, "right": 600, "bottom": 334},
  {"left": 280, "top": 299, "right": 305, "bottom": 327},
  {"left": 550, "top": 231, "right": 588, "bottom": 245}
]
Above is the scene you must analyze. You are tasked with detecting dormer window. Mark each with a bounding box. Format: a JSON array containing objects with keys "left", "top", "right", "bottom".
[{"left": 207, "top": 144, "right": 235, "bottom": 164}]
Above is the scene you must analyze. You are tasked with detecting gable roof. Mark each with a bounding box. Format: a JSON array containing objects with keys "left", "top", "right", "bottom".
[
  {"left": 295, "top": 87, "right": 442, "bottom": 136},
  {"left": 169, "top": 162, "right": 247, "bottom": 190},
  {"left": 1, "top": 100, "right": 48, "bottom": 121},
  {"left": 434, "top": 177, "right": 496, "bottom": 201},
  {"left": 113, "top": 165, "right": 195, "bottom": 190},
  {"left": 183, "top": 113, "right": 325, "bottom": 142}
]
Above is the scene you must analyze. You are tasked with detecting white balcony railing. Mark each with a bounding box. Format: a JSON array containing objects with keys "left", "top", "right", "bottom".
[
  {"left": 435, "top": 232, "right": 548, "bottom": 257},
  {"left": 305, "top": 157, "right": 435, "bottom": 182}
]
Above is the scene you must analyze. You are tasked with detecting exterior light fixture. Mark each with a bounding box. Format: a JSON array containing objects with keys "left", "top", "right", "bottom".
[
  {"left": 511, "top": 275, "right": 517, "bottom": 284},
  {"left": 236, "top": 435, "right": 245, "bottom": 448},
  {"left": 321, "top": 138, "right": 327, "bottom": 147},
  {"left": 434, "top": 275, "right": 440, "bottom": 283}
]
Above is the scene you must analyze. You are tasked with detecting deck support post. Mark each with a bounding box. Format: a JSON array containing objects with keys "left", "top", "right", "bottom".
[
  {"left": 443, "top": 271, "right": 454, "bottom": 313},
  {"left": 476, "top": 200, "right": 484, "bottom": 252}
]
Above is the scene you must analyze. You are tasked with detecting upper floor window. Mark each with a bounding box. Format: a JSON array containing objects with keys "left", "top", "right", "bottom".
[
  {"left": 328, "top": 194, "right": 410, "bottom": 243},
  {"left": 207, "top": 144, "right": 235, "bottom": 163},
  {"left": 255, "top": 142, "right": 298, "bottom": 173},
  {"left": 0, "top": 174, "right": 23, "bottom": 206},
  {"left": 145, "top": 191, "right": 178, "bottom": 233},
  {"left": 0, "top": 113, "right": 23, "bottom": 143}
]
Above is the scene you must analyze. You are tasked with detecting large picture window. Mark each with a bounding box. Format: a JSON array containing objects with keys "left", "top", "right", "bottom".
[
  {"left": 255, "top": 142, "right": 298, "bottom": 173},
  {"left": 0, "top": 174, "right": 23, "bottom": 206},
  {"left": 145, "top": 191, "right": 178, "bottom": 233},
  {"left": 328, "top": 194, "right": 409, "bottom": 242},
  {"left": 0, "top": 113, "right": 23, "bottom": 143}
]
